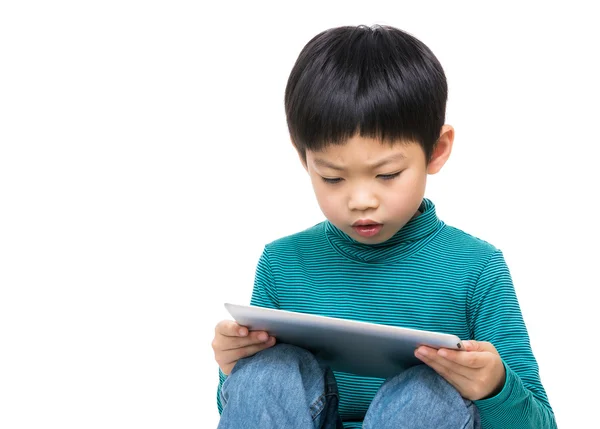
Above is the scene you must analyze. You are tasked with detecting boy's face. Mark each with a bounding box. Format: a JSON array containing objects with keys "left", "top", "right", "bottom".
[{"left": 303, "top": 130, "right": 452, "bottom": 244}]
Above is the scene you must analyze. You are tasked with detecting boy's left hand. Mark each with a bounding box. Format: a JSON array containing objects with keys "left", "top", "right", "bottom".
[{"left": 414, "top": 340, "right": 506, "bottom": 401}]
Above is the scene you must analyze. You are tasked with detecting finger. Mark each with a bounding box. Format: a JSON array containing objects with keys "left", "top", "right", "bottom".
[
  {"left": 414, "top": 348, "right": 471, "bottom": 390},
  {"left": 436, "top": 347, "right": 486, "bottom": 370},
  {"left": 415, "top": 345, "right": 437, "bottom": 355},
  {"left": 461, "top": 340, "right": 497, "bottom": 355},
  {"left": 416, "top": 347, "right": 477, "bottom": 380},
  {"left": 215, "top": 320, "right": 248, "bottom": 337},
  {"left": 221, "top": 336, "right": 277, "bottom": 365},
  {"left": 460, "top": 340, "right": 482, "bottom": 352},
  {"left": 220, "top": 330, "right": 272, "bottom": 351}
]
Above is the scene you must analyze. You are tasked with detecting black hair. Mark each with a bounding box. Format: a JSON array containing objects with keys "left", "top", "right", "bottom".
[{"left": 284, "top": 25, "right": 447, "bottom": 164}]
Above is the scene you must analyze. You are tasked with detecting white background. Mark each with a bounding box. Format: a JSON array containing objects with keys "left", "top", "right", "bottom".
[{"left": 1, "top": 1, "right": 598, "bottom": 428}]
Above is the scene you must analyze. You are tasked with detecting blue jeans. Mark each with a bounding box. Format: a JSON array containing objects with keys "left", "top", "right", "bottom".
[{"left": 218, "top": 344, "right": 481, "bottom": 429}]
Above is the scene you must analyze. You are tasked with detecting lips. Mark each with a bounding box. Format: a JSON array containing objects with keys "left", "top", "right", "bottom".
[
  {"left": 352, "top": 220, "right": 383, "bottom": 238},
  {"left": 352, "top": 219, "right": 379, "bottom": 227}
]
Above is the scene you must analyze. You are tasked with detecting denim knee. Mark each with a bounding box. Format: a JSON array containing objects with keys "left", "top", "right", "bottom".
[
  {"left": 220, "top": 343, "right": 341, "bottom": 428},
  {"left": 231, "top": 343, "right": 318, "bottom": 378},
  {"left": 224, "top": 344, "right": 325, "bottom": 399},
  {"left": 363, "top": 364, "right": 480, "bottom": 429}
]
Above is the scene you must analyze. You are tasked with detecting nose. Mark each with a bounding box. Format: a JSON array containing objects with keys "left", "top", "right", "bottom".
[{"left": 348, "top": 185, "right": 379, "bottom": 212}]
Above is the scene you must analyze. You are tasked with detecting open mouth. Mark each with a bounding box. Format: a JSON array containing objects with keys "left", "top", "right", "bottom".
[{"left": 352, "top": 223, "right": 383, "bottom": 237}]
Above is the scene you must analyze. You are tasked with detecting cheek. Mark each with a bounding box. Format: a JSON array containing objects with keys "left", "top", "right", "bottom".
[
  {"left": 400, "top": 169, "right": 427, "bottom": 193},
  {"left": 315, "top": 189, "right": 338, "bottom": 215},
  {"left": 385, "top": 172, "right": 426, "bottom": 207},
  {"left": 312, "top": 182, "right": 342, "bottom": 218}
]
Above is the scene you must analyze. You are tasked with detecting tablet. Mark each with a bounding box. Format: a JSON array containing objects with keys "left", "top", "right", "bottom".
[{"left": 224, "top": 303, "right": 463, "bottom": 379}]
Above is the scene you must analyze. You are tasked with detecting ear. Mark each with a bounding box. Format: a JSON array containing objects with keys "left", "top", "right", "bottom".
[{"left": 427, "top": 125, "right": 454, "bottom": 175}]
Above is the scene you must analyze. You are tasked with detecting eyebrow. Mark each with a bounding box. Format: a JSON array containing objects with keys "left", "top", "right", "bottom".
[{"left": 313, "top": 153, "right": 406, "bottom": 171}]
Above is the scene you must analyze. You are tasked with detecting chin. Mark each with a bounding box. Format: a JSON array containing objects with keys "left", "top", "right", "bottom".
[{"left": 353, "top": 233, "right": 391, "bottom": 245}]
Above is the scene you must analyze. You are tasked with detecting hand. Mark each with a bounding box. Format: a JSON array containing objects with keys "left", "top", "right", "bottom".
[
  {"left": 212, "top": 320, "right": 276, "bottom": 375},
  {"left": 414, "top": 340, "right": 506, "bottom": 401}
]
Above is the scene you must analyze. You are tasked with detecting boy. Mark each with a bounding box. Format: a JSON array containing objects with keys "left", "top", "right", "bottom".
[{"left": 211, "top": 25, "right": 556, "bottom": 428}]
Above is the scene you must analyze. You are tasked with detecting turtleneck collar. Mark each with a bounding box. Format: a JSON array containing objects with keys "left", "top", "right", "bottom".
[{"left": 324, "top": 198, "right": 445, "bottom": 264}]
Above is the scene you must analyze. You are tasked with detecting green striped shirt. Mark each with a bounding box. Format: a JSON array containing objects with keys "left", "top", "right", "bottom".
[{"left": 217, "top": 199, "right": 556, "bottom": 429}]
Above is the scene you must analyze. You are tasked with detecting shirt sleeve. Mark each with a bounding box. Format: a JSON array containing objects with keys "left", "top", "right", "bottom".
[
  {"left": 249, "top": 246, "right": 279, "bottom": 309},
  {"left": 216, "top": 246, "right": 279, "bottom": 414},
  {"left": 469, "top": 250, "right": 556, "bottom": 429}
]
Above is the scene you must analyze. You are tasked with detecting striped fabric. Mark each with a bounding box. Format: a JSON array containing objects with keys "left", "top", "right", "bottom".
[{"left": 216, "top": 199, "right": 556, "bottom": 429}]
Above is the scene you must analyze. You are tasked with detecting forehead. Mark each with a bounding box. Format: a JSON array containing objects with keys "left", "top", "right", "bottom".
[{"left": 307, "top": 135, "right": 424, "bottom": 164}]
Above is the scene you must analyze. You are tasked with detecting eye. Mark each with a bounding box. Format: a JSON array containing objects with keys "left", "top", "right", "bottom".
[
  {"left": 377, "top": 172, "right": 401, "bottom": 181},
  {"left": 321, "top": 177, "right": 343, "bottom": 184}
]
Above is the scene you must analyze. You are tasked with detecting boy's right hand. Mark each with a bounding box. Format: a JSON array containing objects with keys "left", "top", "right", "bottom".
[{"left": 212, "top": 320, "right": 276, "bottom": 375}]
